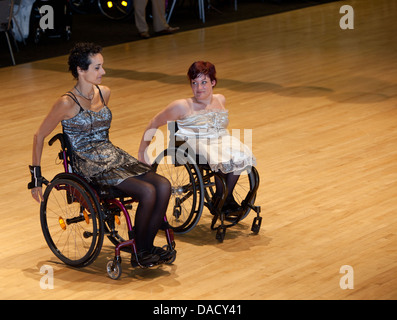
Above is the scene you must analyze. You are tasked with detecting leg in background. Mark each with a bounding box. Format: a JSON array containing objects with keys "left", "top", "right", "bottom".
[{"left": 214, "top": 171, "right": 240, "bottom": 201}]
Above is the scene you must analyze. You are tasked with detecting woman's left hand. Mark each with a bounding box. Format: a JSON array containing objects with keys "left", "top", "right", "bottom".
[{"left": 31, "top": 187, "right": 44, "bottom": 203}]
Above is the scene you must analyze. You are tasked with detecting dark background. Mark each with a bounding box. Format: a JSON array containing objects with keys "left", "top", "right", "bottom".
[{"left": 0, "top": 0, "right": 336, "bottom": 68}]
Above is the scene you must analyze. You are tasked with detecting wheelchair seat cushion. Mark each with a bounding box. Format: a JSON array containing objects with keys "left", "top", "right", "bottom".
[{"left": 91, "top": 182, "right": 131, "bottom": 200}]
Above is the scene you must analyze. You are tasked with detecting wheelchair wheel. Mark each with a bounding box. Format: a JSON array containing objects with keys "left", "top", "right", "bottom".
[
  {"left": 103, "top": 199, "right": 132, "bottom": 247},
  {"left": 40, "top": 176, "right": 104, "bottom": 267},
  {"left": 97, "top": 0, "right": 133, "bottom": 20},
  {"left": 204, "top": 166, "right": 258, "bottom": 223},
  {"left": 152, "top": 147, "right": 204, "bottom": 233},
  {"left": 107, "top": 259, "right": 122, "bottom": 280}
]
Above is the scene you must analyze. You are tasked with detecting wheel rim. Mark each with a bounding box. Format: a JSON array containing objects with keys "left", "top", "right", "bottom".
[
  {"left": 230, "top": 168, "right": 256, "bottom": 221},
  {"left": 40, "top": 178, "right": 102, "bottom": 267},
  {"left": 153, "top": 148, "right": 204, "bottom": 233},
  {"left": 107, "top": 260, "right": 122, "bottom": 280},
  {"left": 203, "top": 167, "right": 256, "bottom": 222}
]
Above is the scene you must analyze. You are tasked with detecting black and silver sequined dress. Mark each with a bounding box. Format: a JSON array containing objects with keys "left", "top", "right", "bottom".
[{"left": 61, "top": 89, "right": 152, "bottom": 186}]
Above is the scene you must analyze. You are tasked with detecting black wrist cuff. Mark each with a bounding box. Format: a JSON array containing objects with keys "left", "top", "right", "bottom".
[{"left": 28, "top": 165, "right": 48, "bottom": 189}]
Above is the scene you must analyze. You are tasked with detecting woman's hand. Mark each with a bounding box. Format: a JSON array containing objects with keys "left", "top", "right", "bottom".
[
  {"left": 138, "top": 151, "right": 151, "bottom": 166},
  {"left": 31, "top": 187, "right": 44, "bottom": 203}
]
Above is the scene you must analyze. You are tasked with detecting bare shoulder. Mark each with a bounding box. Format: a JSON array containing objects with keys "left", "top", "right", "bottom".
[
  {"left": 171, "top": 98, "right": 190, "bottom": 108},
  {"left": 165, "top": 98, "right": 190, "bottom": 119},
  {"left": 53, "top": 95, "right": 79, "bottom": 120},
  {"left": 55, "top": 95, "right": 75, "bottom": 110},
  {"left": 214, "top": 93, "right": 226, "bottom": 104}
]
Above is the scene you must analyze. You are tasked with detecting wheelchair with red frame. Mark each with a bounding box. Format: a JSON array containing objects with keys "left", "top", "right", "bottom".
[{"left": 39, "top": 133, "right": 176, "bottom": 280}]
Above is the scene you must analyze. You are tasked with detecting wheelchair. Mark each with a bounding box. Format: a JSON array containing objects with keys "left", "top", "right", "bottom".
[
  {"left": 39, "top": 133, "right": 176, "bottom": 280},
  {"left": 151, "top": 122, "right": 262, "bottom": 242}
]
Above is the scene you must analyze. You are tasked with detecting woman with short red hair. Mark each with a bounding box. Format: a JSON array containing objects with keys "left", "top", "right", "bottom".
[{"left": 138, "top": 61, "right": 256, "bottom": 215}]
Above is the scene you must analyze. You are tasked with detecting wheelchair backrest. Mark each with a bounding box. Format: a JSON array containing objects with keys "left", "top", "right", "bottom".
[
  {"left": 167, "top": 121, "right": 185, "bottom": 149},
  {"left": 166, "top": 121, "right": 209, "bottom": 167},
  {"left": 48, "top": 132, "right": 74, "bottom": 173}
]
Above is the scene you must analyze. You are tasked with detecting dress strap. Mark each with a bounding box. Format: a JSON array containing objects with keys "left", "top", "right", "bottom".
[
  {"left": 63, "top": 91, "right": 84, "bottom": 112},
  {"left": 95, "top": 85, "right": 106, "bottom": 105},
  {"left": 63, "top": 86, "right": 105, "bottom": 110}
]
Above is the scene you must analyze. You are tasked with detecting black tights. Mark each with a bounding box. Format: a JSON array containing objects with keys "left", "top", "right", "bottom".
[
  {"left": 214, "top": 172, "right": 240, "bottom": 202},
  {"left": 116, "top": 171, "right": 171, "bottom": 252}
]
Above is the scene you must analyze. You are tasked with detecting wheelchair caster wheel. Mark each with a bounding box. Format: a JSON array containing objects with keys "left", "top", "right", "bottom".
[
  {"left": 166, "top": 250, "right": 177, "bottom": 264},
  {"left": 216, "top": 227, "right": 226, "bottom": 242},
  {"left": 107, "top": 259, "right": 122, "bottom": 280},
  {"left": 251, "top": 216, "right": 262, "bottom": 234},
  {"left": 162, "top": 245, "right": 177, "bottom": 264}
]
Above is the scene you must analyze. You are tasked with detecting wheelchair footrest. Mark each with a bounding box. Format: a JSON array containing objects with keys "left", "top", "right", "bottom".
[
  {"left": 251, "top": 216, "right": 262, "bottom": 234},
  {"left": 216, "top": 226, "right": 226, "bottom": 243}
]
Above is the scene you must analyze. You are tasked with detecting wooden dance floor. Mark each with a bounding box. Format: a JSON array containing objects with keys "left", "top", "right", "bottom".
[{"left": 1, "top": 0, "right": 396, "bottom": 300}]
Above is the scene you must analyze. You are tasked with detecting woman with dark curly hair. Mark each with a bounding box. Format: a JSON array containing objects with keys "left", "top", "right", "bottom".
[{"left": 28, "top": 42, "right": 172, "bottom": 267}]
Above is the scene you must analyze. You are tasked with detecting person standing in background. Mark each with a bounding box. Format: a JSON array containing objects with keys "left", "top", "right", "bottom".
[{"left": 134, "top": 0, "right": 179, "bottom": 39}]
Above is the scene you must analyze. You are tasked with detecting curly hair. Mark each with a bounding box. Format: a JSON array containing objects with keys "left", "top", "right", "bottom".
[{"left": 68, "top": 42, "right": 102, "bottom": 79}]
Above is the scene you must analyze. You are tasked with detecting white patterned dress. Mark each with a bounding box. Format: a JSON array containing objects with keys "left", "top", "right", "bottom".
[{"left": 175, "top": 110, "right": 256, "bottom": 174}]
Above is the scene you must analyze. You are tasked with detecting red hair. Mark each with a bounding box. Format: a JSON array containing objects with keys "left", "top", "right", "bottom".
[{"left": 187, "top": 61, "right": 217, "bottom": 85}]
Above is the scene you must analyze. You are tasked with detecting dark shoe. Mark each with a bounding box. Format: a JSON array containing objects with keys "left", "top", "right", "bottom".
[
  {"left": 131, "top": 250, "right": 159, "bottom": 268},
  {"left": 223, "top": 198, "right": 242, "bottom": 213},
  {"left": 223, "top": 198, "right": 244, "bottom": 221},
  {"left": 151, "top": 246, "right": 174, "bottom": 263},
  {"left": 139, "top": 31, "right": 150, "bottom": 39},
  {"left": 156, "top": 26, "right": 180, "bottom": 35},
  {"left": 225, "top": 208, "right": 245, "bottom": 221}
]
